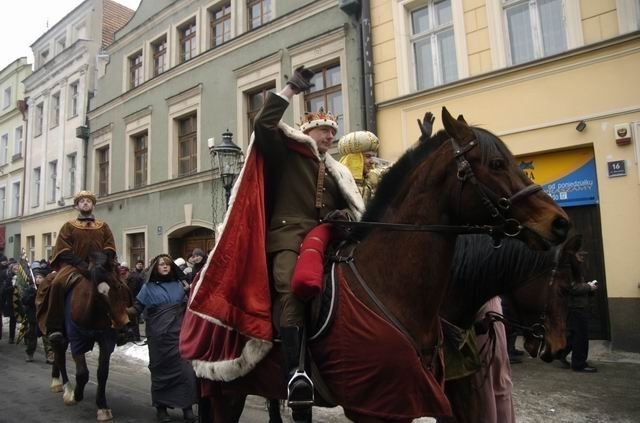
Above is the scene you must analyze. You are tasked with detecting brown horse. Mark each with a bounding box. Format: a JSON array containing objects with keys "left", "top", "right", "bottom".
[
  {"left": 438, "top": 234, "right": 582, "bottom": 423},
  {"left": 48, "top": 253, "right": 131, "bottom": 422},
  {"left": 197, "top": 108, "right": 570, "bottom": 422}
]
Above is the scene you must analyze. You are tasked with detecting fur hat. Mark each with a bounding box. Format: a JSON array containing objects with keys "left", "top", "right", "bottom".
[
  {"left": 73, "top": 190, "right": 97, "bottom": 206},
  {"left": 191, "top": 248, "right": 206, "bottom": 258}
]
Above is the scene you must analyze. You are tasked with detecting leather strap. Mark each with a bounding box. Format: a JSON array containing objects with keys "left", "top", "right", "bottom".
[{"left": 315, "top": 160, "right": 326, "bottom": 210}]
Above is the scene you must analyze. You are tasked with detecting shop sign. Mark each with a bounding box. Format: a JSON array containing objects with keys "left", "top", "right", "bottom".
[{"left": 518, "top": 148, "right": 598, "bottom": 207}]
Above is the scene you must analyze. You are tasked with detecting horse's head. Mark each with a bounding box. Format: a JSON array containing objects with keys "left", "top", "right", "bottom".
[
  {"left": 507, "top": 235, "right": 582, "bottom": 361},
  {"left": 438, "top": 107, "right": 570, "bottom": 248},
  {"left": 88, "top": 252, "right": 132, "bottom": 329}
]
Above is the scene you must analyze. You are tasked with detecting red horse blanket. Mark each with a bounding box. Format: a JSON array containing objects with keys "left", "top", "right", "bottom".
[{"left": 200, "top": 265, "right": 452, "bottom": 419}]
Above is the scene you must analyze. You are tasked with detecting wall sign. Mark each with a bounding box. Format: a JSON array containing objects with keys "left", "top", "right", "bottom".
[
  {"left": 518, "top": 148, "right": 599, "bottom": 207},
  {"left": 607, "top": 160, "right": 626, "bottom": 178}
]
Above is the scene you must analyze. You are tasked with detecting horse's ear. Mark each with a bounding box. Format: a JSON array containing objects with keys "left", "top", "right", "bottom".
[
  {"left": 457, "top": 114, "right": 468, "bottom": 124},
  {"left": 442, "top": 107, "right": 474, "bottom": 143}
]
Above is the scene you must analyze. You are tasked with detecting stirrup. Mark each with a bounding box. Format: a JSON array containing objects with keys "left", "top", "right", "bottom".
[{"left": 287, "top": 370, "right": 314, "bottom": 408}]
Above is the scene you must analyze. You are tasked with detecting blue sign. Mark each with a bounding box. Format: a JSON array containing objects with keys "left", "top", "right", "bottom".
[{"left": 540, "top": 159, "right": 599, "bottom": 207}]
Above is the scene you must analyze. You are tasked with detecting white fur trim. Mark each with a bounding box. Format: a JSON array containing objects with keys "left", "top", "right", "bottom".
[
  {"left": 191, "top": 338, "right": 273, "bottom": 381},
  {"left": 300, "top": 118, "right": 339, "bottom": 133}
]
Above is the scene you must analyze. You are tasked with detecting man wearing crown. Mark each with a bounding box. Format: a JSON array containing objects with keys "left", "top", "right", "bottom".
[
  {"left": 182, "top": 67, "right": 364, "bottom": 410},
  {"left": 41, "top": 191, "right": 117, "bottom": 344}
]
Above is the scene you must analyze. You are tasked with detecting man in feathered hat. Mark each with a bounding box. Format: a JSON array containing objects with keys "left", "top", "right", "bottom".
[
  {"left": 41, "top": 191, "right": 117, "bottom": 344},
  {"left": 184, "top": 66, "right": 364, "bottom": 409},
  {"left": 338, "top": 130, "right": 385, "bottom": 204}
]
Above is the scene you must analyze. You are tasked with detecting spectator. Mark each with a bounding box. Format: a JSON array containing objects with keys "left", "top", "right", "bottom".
[
  {"left": 0, "top": 254, "right": 9, "bottom": 341},
  {"left": 186, "top": 248, "right": 206, "bottom": 283},
  {"left": 127, "top": 254, "right": 197, "bottom": 423},
  {"left": 2, "top": 260, "right": 18, "bottom": 344}
]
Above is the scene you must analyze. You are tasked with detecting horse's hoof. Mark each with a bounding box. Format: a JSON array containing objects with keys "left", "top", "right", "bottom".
[
  {"left": 50, "top": 378, "right": 63, "bottom": 393},
  {"left": 97, "top": 409, "right": 113, "bottom": 421},
  {"left": 63, "top": 384, "right": 76, "bottom": 405}
]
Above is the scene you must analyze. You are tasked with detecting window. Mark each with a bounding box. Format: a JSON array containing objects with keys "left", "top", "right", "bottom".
[
  {"left": 51, "top": 92, "right": 60, "bottom": 127},
  {"left": 35, "top": 102, "right": 44, "bottom": 136},
  {"left": 210, "top": 3, "right": 231, "bottom": 47},
  {"left": 151, "top": 36, "right": 167, "bottom": 76},
  {"left": 39, "top": 49, "right": 50, "bottom": 67},
  {"left": 56, "top": 36, "right": 66, "bottom": 53},
  {"left": 74, "top": 23, "right": 87, "bottom": 41},
  {"left": 11, "top": 182, "right": 20, "bottom": 217},
  {"left": 177, "top": 113, "right": 197, "bottom": 176},
  {"left": 32, "top": 167, "right": 41, "bottom": 207},
  {"left": 410, "top": 0, "right": 458, "bottom": 90},
  {"left": 247, "top": 0, "right": 272, "bottom": 30},
  {"left": 133, "top": 132, "right": 148, "bottom": 187},
  {"left": 66, "top": 153, "right": 76, "bottom": 197},
  {"left": 42, "top": 233, "right": 53, "bottom": 260},
  {"left": 97, "top": 147, "right": 109, "bottom": 196},
  {"left": 179, "top": 20, "right": 197, "bottom": 63},
  {"left": 0, "top": 134, "right": 7, "bottom": 165},
  {"left": 304, "top": 63, "right": 344, "bottom": 138},
  {"left": 0, "top": 187, "right": 5, "bottom": 220},
  {"left": 129, "top": 51, "right": 143, "bottom": 89},
  {"left": 48, "top": 160, "right": 58, "bottom": 203},
  {"left": 128, "top": 233, "right": 146, "bottom": 267},
  {"left": 2, "top": 87, "right": 11, "bottom": 109},
  {"left": 14, "top": 126, "right": 23, "bottom": 157},
  {"left": 27, "top": 236, "right": 35, "bottom": 262},
  {"left": 69, "top": 81, "right": 79, "bottom": 117},
  {"left": 247, "top": 84, "right": 275, "bottom": 140},
  {"left": 503, "top": 0, "right": 567, "bottom": 65}
]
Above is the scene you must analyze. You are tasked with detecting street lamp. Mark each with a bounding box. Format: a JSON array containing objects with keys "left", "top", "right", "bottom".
[{"left": 209, "top": 130, "right": 243, "bottom": 207}]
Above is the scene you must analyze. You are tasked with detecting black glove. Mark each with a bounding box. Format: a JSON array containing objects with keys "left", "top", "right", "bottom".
[
  {"left": 287, "top": 66, "right": 315, "bottom": 93},
  {"left": 417, "top": 111, "right": 435, "bottom": 142},
  {"left": 324, "top": 209, "right": 351, "bottom": 222},
  {"left": 90, "top": 264, "right": 108, "bottom": 284}
]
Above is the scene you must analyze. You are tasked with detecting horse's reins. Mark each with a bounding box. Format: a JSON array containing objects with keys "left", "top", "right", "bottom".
[{"left": 328, "top": 136, "right": 543, "bottom": 247}]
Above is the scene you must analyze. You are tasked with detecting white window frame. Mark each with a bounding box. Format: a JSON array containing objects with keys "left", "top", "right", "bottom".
[
  {"left": 0, "top": 133, "right": 8, "bottom": 165},
  {"left": 48, "top": 160, "right": 58, "bottom": 203},
  {"left": 11, "top": 181, "right": 20, "bottom": 217},
  {"left": 0, "top": 186, "right": 5, "bottom": 220},
  {"left": 66, "top": 153, "right": 77, "bottom": 198},
  {"left": 205, "top": 0, "right": 234, "bottom": 49},
  {"left": 617, "top": 0, "right": 640, "bottom": 34},
  {"left": 174, "top": 13, "right": 200, "bottom": 66},
  {"left": 392, "top": 0, "right": 468, "bottom": 95},
  {"left": 32, "top": 167, "right": 41, "bottom": 207},
  {"left": 14, "top": 125, "right": 23, "bottom": 156},
  {"left": 123, "top": 45, "right": 145, "bottom": 92},
  {"left": 146, "top": 31, "right": 170, "bottom": 80},
  {"left": 91, "top": 129, "right": 112, "bottom": 196},
  {"left": 50, "top": 92, "right": 61, "bottom": 128},
  {"left": 167, "top": 86, "right": 201, "bottom": 178},
  {"left": 486, "top": 0, "right": 583, "bottom": 69},
  {"left": 123, "top": 227, "right": 148, "bottom": 268},
  {"left": 2, "top": 87, "right": 11, "bottom": 109},
  {"left": 35, "top": 102, "right": 44, "bottom": 136},
  {"left": 124, "top": 109, "right": 152, "bottom": 189},
  {"left": 69, "top": 81, "right": 80, "bottom": 118},
  {"left": 56, "top": 35, "right": 67, "bottom": 54},
  {"left": 27, "top": 235, "right": 36, "bottom": 262}
]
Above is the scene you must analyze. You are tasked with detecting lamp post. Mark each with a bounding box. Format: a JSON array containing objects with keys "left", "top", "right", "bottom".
[{"left": 209, "top": 130, "right": 243, "bottom": 208}]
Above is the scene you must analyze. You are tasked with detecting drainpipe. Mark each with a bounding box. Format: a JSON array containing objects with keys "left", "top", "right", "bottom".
[
  {"left": 360, "top": 0, "right": 376, "bottom": 133},
  {"left": 17, "top": 99, "right": 28, "bottom": 218}
]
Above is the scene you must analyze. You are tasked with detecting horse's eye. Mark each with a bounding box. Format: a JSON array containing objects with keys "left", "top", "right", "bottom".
[{"left": 489, "top": 159, "right": 505, "bottom": 170}]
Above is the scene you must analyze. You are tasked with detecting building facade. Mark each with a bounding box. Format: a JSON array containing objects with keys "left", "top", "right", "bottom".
[
  {"left": 87, "top": 0, "right": 365, "bottom": 264},
  {"left": 370, "top": 0, "right": 640, "bottom": 351},
  {"left": 0, "top": 58, "right": 32, "bottom": 259},
  {"left": 20, "top": 0, "right": 134, "bottom": 262}
]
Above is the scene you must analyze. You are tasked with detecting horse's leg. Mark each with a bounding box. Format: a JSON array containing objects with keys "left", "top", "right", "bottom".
[
  {"left": 52, "top": 340, "right": 71, "bottom": 397},
  {"left": 267, "top": 399, "right": 284, "bottom": 423},
  {"left": 95, "top": 339, "right": 113, "bottom": 421},
  {"left": 71, "top": 353, "right": 89, "bottom": 404},
  {"left": 208, "top": 387, "right": 246, "bottom": 423},
  {"left": 343, "top": 410, "right": 412, "bottom": 423}
]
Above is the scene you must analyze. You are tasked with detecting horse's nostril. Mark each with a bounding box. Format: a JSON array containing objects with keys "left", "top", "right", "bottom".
[{"left": 552, "top": 217, "right": 569, "bottom": 241}]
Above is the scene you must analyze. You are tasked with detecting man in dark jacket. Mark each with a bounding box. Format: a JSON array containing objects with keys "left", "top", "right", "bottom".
[
  {"left": 252, "top": 66, "right": 363, "bottom": 407},
  {"left": 560, "top": 250, "right": 598, "bottom": 372}
]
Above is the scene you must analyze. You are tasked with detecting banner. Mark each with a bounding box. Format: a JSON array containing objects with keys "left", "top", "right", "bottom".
[{"left": 518, "top": 148, "right": 598, "bottom": 207}]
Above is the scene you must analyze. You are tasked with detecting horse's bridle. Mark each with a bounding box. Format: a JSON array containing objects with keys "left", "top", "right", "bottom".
[
  {"left": 328, "top": 135, "right": 544, "bottom": 245},
  {"left": 450, "top": 136, "right": 542, "bottom": 245}
]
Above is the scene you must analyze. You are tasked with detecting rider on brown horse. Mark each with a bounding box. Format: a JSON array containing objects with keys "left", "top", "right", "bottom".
[{"left": 42, "top": 190, "right": 117, "bottom": 345}]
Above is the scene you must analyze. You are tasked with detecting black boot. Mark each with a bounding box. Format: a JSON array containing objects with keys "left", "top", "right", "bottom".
[
  {"left": 182, "top": 407, "right": 197, "bottom": 423},
  {"left": 156, "top": 406, "right": 171, "bottom": 423},
  {"left": 279, "top": 327, "right": 313, "bottom": 421}
]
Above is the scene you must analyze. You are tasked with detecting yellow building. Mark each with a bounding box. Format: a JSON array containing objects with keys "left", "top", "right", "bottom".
[{"left": 370, "top": 0, "right": 640, "bottom": 351}]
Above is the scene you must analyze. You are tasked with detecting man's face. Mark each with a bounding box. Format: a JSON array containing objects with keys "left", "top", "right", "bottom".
[
  {"left": 35, "top": 275, "right": 45, "bottom": 286},
  {"left": 76, "top": 198, "right": 95, "bottom": 214},
  {"left": 135, "top": 263, "right": 144, "bottom": 271},
  {"left": 363, "top": 151, "right": 377, "bottom": 174},
  {"left": 307, "top": 126, "right": 336, "bottom": 154}
]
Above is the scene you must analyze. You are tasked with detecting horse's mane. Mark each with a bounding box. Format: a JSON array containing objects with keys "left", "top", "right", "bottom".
[
  {"left": 352, "top": 125, "right": 513, "bottom": 240},
  {"left": 451, "top": 234, "right": 556, "bottom": 293}
]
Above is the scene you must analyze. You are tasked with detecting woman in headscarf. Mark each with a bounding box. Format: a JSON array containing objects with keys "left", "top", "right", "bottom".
[{"left": 128, "top": 254, "right": 197, "bottom": 423}]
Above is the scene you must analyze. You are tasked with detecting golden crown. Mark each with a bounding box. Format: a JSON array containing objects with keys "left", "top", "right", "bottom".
[
  {"left": 73, "top": 190, "right": 97, "bottom": 206},
  {"left": 299, "top": 108, "right": 339, "bottom": 133}
]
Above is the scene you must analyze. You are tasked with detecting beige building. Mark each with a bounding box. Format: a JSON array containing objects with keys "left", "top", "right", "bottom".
[
  {"left": 0, "top": 57, "right": 32, "bottom": 259},
  {"left": 370, "top": 0, "right": 640, "bottom": 351}
]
